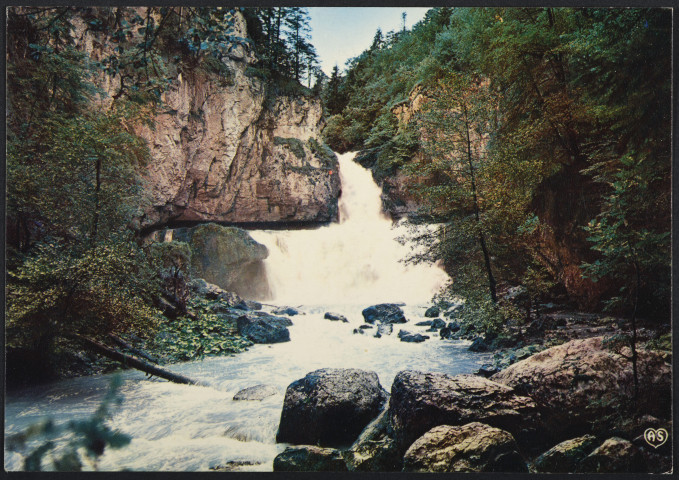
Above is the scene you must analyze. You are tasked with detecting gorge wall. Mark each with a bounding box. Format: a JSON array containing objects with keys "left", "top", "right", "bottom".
[{"left": 73, "top": 11, "right": 340, "bottom": 232}]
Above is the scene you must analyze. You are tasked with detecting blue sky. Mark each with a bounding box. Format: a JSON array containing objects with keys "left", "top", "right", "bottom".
[{"left": 308, "top": 7, "right": 431, "bottom": 76}]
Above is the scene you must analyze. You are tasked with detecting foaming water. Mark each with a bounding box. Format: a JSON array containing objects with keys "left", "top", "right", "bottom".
[
  {"left": 4, "top": 152, "right": 489, "bottom": 472},
  {"left": 250, "top": 152, "right": 449, "bottom": 305},
  {"left": 5, "top": 305, "right": 490, "bottom": 472}
]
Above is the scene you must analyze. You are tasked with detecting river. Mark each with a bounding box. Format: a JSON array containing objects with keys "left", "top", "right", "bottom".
[{"left": 4, "top": 152, "right": 490, "bottom": 471}]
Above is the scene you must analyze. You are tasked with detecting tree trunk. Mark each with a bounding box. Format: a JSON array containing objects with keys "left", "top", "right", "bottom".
[
  {"left": 463, "top": 104, "right": 498, "bottom": 303},
  {"left": 91, "top": 156, "right": 101, "bottom": 242},
  {"left": 630, "top": 261, "right": 640, "bottom": 402},
  {"left": 107, "top": 334, "right": 159, "bottom": 364},
  {"left": 71, "top": 334, "right": 200, "bottom": 386}
]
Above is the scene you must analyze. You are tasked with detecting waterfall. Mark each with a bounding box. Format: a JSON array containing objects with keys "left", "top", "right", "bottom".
[{"left": 250, "top": 152, "right": 449, "bottom": 305}]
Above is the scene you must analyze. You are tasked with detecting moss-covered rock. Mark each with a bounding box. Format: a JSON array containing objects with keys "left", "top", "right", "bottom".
[
  {"left": 274, "top": 136, "right": 307, "bottom": 161},
  {"left": 273, "top": 446, "right": 347, "bottom": 472},
  {"left": 533, "top": 434, "right": 598, "bottom": 473},
  {"left": 403, "top": 422, "right": 527, "bottom": 472},
  {"left": 188, "top": 223, "right": 270, "bottom": 299}
]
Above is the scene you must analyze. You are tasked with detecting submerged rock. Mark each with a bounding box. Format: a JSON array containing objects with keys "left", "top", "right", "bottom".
[
  {"left": 389, "top": 371, "right": 542, "bottom": 452},
  {"left": 403, "top": 422, "right": 527, "bottom": 473},
  {"left": 232, "top": 384, "right": 280, "bottom": 401},
  {"left": 377, "top": 323, "right": 393, "bottom": 336},
  {"left": 273, "top": 446, "right": 347, "bottom": 472},
  {"left": 397, "top": 330, "right": 429, "bottom": 343},
  {"left": 276, "top": 368, "right": 389, "bottom": 447},
  {"left": 324, "top": 312, "right": 349, "bottom": 323},
  {"left": 272, "top": 306, "right": 300, "bottom": 316},
  {"left": 236, "top": 315, "right": 290, "bottom": 344},
  {"left": 362, "top": 304, "right": 407, "bottom": 324}
]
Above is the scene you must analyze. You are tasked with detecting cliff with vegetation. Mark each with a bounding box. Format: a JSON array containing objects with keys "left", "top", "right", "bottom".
[
  {"left": 5, "top": 6, "right": 336, "bottom": 383},
  {"left": 322, "top": 8, "right": 671, "bottom": 317},
  {"left": 66, "top": 9, "right": 340, "bottom": 230}
]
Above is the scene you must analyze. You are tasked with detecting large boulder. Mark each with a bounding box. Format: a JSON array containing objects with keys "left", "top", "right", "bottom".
[
  {"left": 532, "top": 435, "right": 599, "bottom": 473},
  {"left": 273, "top": 446, "right": 347, "bottom": 472},
  {"left": 491, "top": 336, "right": 671, "bottom": 440},
  {"left": 362, "top": 304, "right": 407, "bottom": 324},
  {"left": 424, "top": 306, "right": 440, "bottom": 318},
  {"left": 389, "top": 371, "right": 541, "bottom": 452},
  {"left": 276, "top": 368, "right": 389, "bottom": 447},
  {"left": 403, "top": 423, "right": 527, "bottom": 473},
  {"left": 188, "top": 224, "right": 271, "bottom": 299},
  {"left": 577, "top": 437, "right": 646, "bottom": 473},
  {"left": 345, "top": 407, "right": 401, "bottom": 472},
  {"left": 236, "top": 315, "right": 290, "bottom": 344}
]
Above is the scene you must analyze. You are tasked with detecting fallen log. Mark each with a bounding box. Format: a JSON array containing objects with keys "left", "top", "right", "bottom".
[
  {"left": 70, "top": 334, "right": 201, "bottom": 386},
  {"left": 107, "top": 333, "right": 159, "bottom": 364}
]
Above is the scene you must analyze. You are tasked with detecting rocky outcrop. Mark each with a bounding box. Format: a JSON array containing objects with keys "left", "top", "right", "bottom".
[
  {"left": 403, "top": 423, "right": 527, "bottom": 473},
  {"left": 183, "top": 224, "right": 270, "bottom": 299},
  {"left": 362, "top": 304, "right": 407, "bottom": 324},
  {"left": 389, "top": 371, "right": 542, "bottom": 452},
  {"left": 491, "top": 336, "right": 672, "bottom": 440},
  {"left": 137, "top": 64, "right": 340, "bottom": 229},
  {"left": 532, "top": 435, "right": 599, "bottom": 473},
  {"left": 273, "top": 446, "right": 347, "bottom": 472},
  {"left": 276, "top": 368, "right": 388, "bottom": 447},
  {"left": 72, "top": 10, "right": 340, "bottom": 232}
]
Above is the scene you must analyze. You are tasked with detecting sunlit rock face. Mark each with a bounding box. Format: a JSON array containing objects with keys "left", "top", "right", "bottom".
[{"left": 71, "top": 11, "right": 340, "bottom": 231}]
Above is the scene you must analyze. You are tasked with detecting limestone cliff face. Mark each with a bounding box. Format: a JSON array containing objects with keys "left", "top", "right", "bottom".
[
  {"left": 137, "top": 70, "right": 340, "bottom": 230},
  {"left": 72, "top": 11, "right": 340, "bottom": 231}
]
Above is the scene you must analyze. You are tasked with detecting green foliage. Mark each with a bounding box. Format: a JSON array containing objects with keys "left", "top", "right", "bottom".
[
  {"left": 329, "top": 7, "right": 670, "bottom": 320},
  {"left": 307, "top": 137, "right": 338, "bottom": 168},
  {"left": 274, "top": 136, "right": 307, "bottom": 161},
  {"left": 6, "top": 375, "right": 131, "bottom": 471},
  {"left": 242, "top": 7, "right": 319, "bottom": 87},
  {"left": 582, "top": 154, "right": 671, "bottom": 315},
  {"left": 149, "top": 241, "right": 193, "bottom": 309},
  {"left": 152, "top": 297, "right": 252, "bottom": 362},
  {"left": 7, "top": 238, "right": 161, "bottom": 349}
]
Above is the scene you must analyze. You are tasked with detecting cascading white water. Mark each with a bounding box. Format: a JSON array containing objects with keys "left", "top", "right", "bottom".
[
  {"left": 251, "top": 152, "right": 449, "bottom": 305},
  {"left": 4, "top": 151, "right": 491, "bottom": 473}
]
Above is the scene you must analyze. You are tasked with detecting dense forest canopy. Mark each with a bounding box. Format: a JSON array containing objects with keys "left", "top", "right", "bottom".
[{"left": 322, "top": 7, "right": 671, "bottom": 329}]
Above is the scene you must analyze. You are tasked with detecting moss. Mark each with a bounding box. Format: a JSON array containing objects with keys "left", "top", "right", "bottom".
[
  {"left": 200, "top": 56, "right": 235, "bottom": 86},
  {"left": 274, "top": 137, "right": 307, "bottom": 161},
  {"left": 307, "top": 137, "right": 338, "bottom": 169}
]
